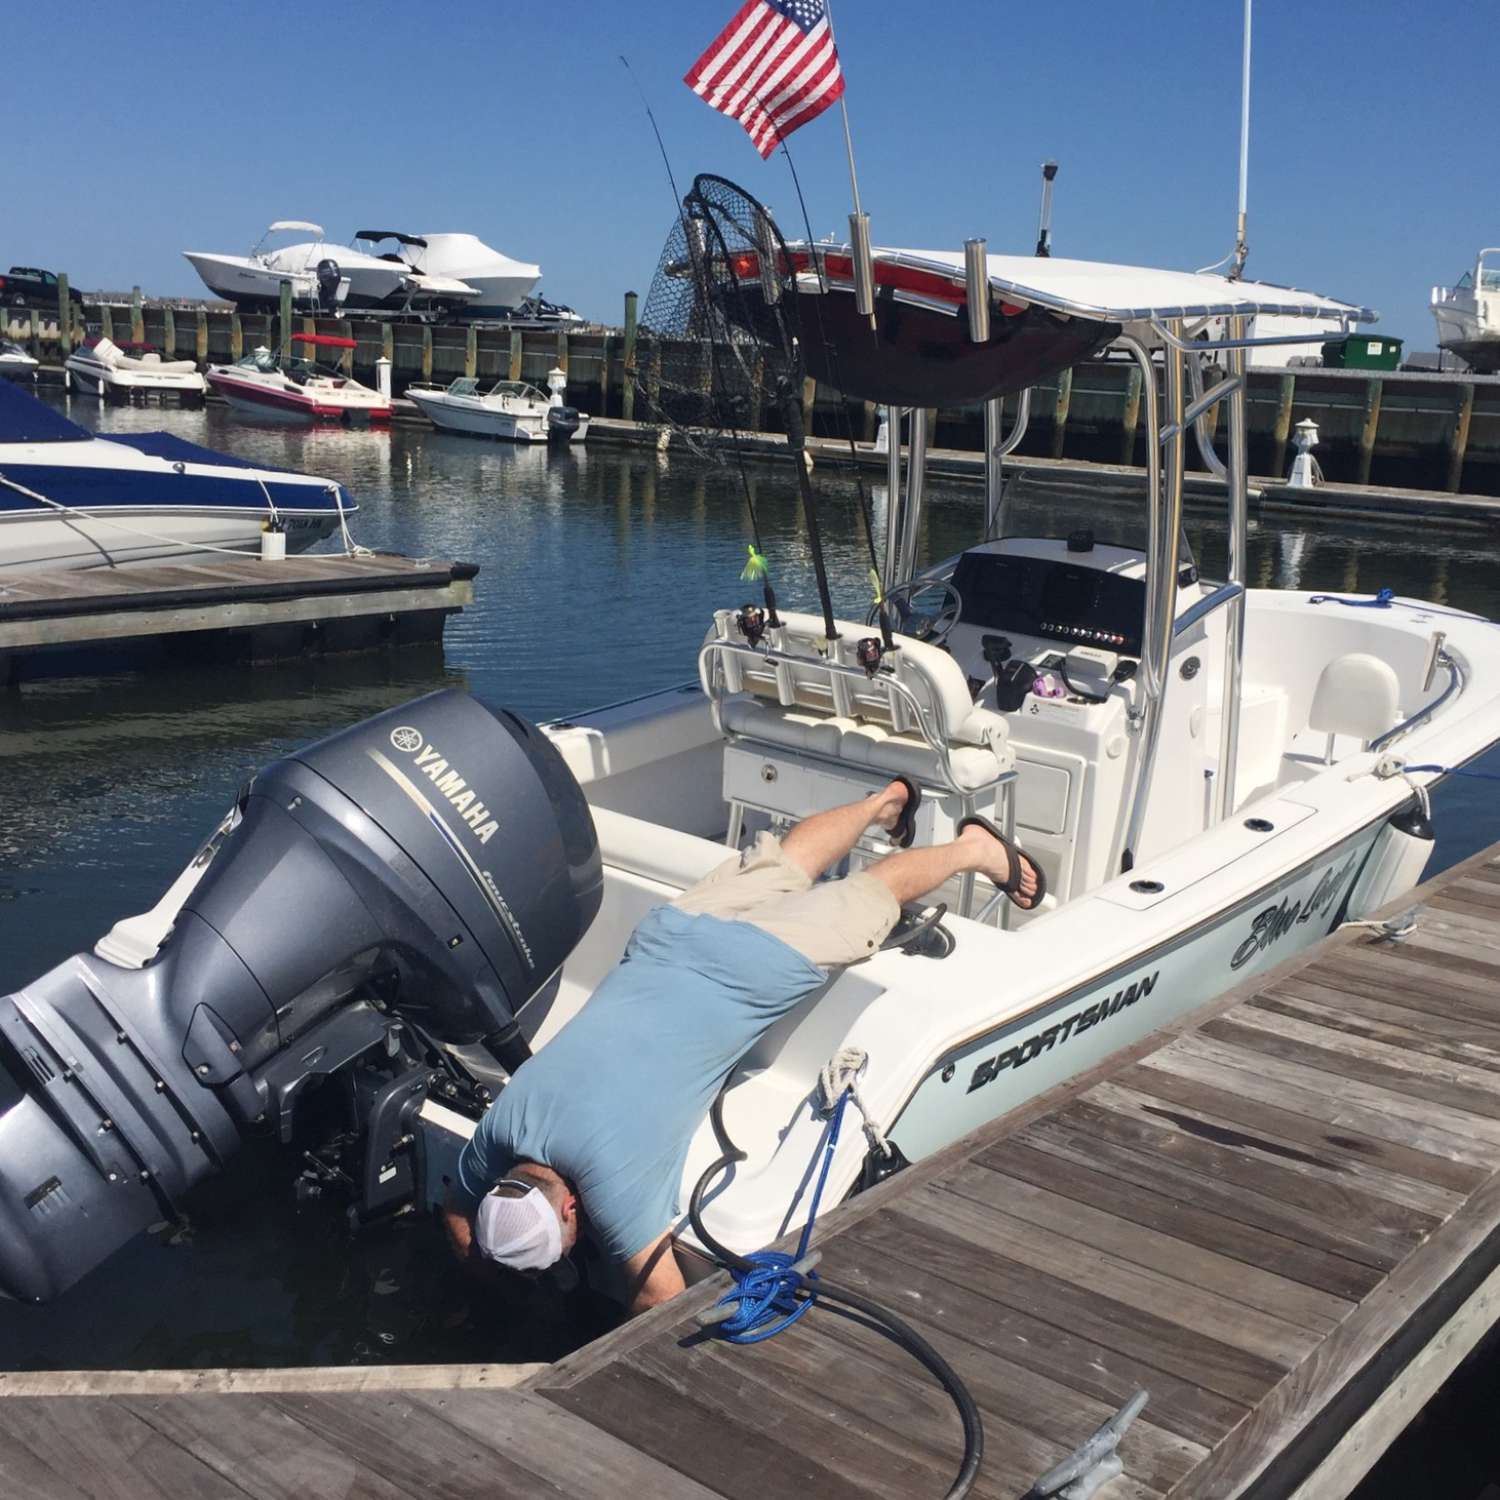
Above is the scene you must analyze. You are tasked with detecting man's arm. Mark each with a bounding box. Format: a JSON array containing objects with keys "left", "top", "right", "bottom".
[
  {"left": 621, "top": 1230, "right": 686, "bottom": 1316},
  {"left": 441, "top": 1187, "right": 507, "bottom": 1286}
]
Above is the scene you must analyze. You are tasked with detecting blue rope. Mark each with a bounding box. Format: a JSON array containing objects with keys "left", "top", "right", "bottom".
[
  {"left": 1405, "top": 763, "right": 1500, "bottom": 783},
  {"left": 1309, "top": 588, "right": 1395, "bottom": 608},
  {"left": 1308, "top": 588, "right": 1496, "bottom": 627},
  {"left": 709, "top": 1090, "right": 849, "bottom": 1344}
]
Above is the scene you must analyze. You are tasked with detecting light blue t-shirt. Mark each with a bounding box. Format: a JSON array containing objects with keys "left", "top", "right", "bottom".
[{"left": 454, "top": 905, "right": 826, "bottom": 1260}]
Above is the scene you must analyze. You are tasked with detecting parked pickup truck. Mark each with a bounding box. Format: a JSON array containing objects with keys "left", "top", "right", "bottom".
[{"left": 2, "top": 267, "right": 85, "bottom": 308}]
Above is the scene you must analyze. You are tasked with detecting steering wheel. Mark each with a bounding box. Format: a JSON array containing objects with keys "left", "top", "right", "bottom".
[{"left": 867, "top": 578, "right": 964, "bottom": 646}]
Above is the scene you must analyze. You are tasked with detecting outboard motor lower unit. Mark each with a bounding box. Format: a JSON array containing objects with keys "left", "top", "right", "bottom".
[{"left": 0, "top": 691, "right": 602, "bottom": 1301}]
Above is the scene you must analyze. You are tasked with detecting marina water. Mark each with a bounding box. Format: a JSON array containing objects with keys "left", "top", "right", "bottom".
[{"left": 3, "top": 399, "right": 1500, "bottom": 1409}]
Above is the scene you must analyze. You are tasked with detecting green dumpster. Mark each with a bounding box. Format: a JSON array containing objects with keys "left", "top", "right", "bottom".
[{"left": 1322, "top": 334, "right": 1404, "bottom": 370}]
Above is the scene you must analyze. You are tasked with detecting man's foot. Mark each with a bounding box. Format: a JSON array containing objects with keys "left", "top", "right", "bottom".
[
  {"left": 956, "top": 817, "right": 1045, "bottom": 910},
  {"left": 869, "top": 777, "right": 920, "bottom": 847}
]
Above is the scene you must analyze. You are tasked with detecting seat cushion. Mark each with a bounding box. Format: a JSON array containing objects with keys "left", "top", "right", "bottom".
[
  {"left": 1308, "top": 653, "right": 1401, "bottom": 741},
  {"left": 839, "top": 722, "right": 1006, "bottom": 791},
  {"left": 721, "top": 698, "right": 846, "bottom": 756}
]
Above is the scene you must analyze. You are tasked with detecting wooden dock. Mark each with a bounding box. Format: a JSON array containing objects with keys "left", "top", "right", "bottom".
[
  {"left": 6, "top": 846, "right": 1500, "bottom": 1498},
  {"left": 0, "top": 552, "right": 477, "bottom": 683}
]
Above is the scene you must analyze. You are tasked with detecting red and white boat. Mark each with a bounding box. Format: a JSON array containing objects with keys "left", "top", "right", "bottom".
[{"left": 205, "top": 334, "right": 391, "bottom": 424}]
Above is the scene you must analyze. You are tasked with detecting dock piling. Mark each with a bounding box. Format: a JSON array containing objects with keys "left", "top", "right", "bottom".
[
  {"left": 195, "top": 309, "right": 208, "bottom": 362},
  {"left": 1120, "top": 364, "right": 1143, "bottom": 464},
  {"left": 1447, "top": 383, "right": 1475, "bottom": 493},
  {"left": 508, "top": 326, "right": 523, "bottom": 383},
  {"left": 163, "top": 306, "right": 176, "bottom": 358},
  {"left": 1051, "top": 367, "right": 1074, "bottom": 458},
  {"left": 421, "top": 325, "right": 433, "bottom": 383},
  {"left": 1271, "top": 374, "right": 1296, "bottom": 477},
  {"left": 464, "top": 324, "right": 477, "bottom": 379},
  {"left": 56, "top": 274, "right": 71, "bottom": 356},
  {"left": 130, "top": 286, "right": 144, "bottom": 344},
  {"left": 621, "top": 290, "right": 639, "bottom": 422},
  {"left": 1356, "top": 377, "right": 1383, "bottom": 486}
]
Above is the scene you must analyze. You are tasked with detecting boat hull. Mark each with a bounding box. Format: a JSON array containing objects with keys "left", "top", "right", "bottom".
[
  {"left": 0, "top": 506, "right": 338, "bottom": 572},
  {"left": 890, "top": 820, "right": 1384, "bottom": 1159},
  {"left": 206, "top": 369, "right": 391, "bottom": 424},
  {"left": 406, "top": 390, "right": 546, "bottom": 441},
  {"left": 66, "top": 357, "right": 205, "bottom": 402}
]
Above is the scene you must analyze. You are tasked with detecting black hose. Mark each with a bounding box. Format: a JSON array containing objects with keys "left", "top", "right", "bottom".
[{"left": 688, "top": 1085, "right": 983, "bottom": 1500}]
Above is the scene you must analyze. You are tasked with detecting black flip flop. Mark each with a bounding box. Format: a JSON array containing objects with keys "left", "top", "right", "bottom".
[
  {"left": 886, "top": 775, "right": 922, "bottom": 849},
  {"left": 957, "top": 814, "right": 1047, "bottom": 910}
]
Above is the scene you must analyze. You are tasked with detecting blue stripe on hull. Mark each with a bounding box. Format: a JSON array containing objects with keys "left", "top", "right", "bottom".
[{"left": 0, "top": 464, "right": 353, "bottom": 517}]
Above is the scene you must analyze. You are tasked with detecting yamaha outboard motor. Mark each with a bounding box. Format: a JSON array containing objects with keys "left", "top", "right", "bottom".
[
  {"left": 0, "top": 691, "right": 601, "bottom": 1301},
  {"left": 546, "top": 405, "right": 582, "bottom": 443},
  {"left": 316, "top": 257, "right": 347, "bottom": 313}
]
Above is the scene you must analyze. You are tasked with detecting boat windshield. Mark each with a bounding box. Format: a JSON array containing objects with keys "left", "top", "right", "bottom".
[
  {"left": 1481, "top": 270, "right": 1500, "bottom": 291},
  {"left": 446, "top": 378, "right": 480, "bottom": 396},
  {"left": 484, "top": 380, "right": 545, "bottom": 401}
]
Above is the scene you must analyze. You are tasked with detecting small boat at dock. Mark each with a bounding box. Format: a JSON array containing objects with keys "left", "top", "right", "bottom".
[
  {"left": 206, "top": 335, "right": 392, "bottom": 424},
  {"left": 0, "top": 376, "right": 356, "bottom": 571},
  {"left": 64, "top": 335, "right": 206, "bottom": 404},
  {"left": 0, "top": 339, "right": 37, "bottom": 381},
  {"left": 405, "top": 374, "right": 587, "bottom": 443}
]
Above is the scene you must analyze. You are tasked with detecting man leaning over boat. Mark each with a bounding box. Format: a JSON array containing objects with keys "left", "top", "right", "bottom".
[{"left": 441, "top": 781, "right": 1043, "bottom": 1315}]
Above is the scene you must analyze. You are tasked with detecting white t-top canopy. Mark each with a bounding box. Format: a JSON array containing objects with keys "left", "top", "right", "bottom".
[{"left": 872, "top": 248, "right": 1376, "bottom": 327}]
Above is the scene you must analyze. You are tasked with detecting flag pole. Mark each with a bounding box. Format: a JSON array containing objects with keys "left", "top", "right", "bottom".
[{"left": 822, "top": 0, "right": 876, "bottom": 326}]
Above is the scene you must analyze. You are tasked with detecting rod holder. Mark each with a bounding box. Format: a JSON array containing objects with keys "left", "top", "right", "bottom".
[
  {"left": 964, "top": 238, "right": 990, "bottom": 344},
  {"left": 849, "top": 212, "right": 876, "bottom": 320}
]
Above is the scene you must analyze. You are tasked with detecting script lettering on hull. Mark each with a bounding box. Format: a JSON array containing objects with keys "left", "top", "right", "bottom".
[{"left": 1230, "top": 852, "right": 1358, "bottom": 970}]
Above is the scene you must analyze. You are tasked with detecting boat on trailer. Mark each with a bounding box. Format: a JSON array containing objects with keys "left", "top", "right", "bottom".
[{"left": 0, "top": 377, "right": 357, "bottom": 572}]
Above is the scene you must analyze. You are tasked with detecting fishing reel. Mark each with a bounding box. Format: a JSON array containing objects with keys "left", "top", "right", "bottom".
[
  {"left": 855, "top": 636, "right": 886, "bottom": 678},
  {"left": 736, "top": 604, "right": 769, "bottom": 647}
]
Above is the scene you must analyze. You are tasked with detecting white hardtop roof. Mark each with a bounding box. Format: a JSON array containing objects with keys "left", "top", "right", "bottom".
[
  {"left": 871, "top": 248, "right": 1376, "bottom": 326},
  {"left": 268, "top": 220, "right": 324, "bottom": 236}
]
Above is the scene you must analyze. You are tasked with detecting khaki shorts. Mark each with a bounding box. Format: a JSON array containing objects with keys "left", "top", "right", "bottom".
[{"left": 672, "top": 831, "right": 900, "bottom": 968}]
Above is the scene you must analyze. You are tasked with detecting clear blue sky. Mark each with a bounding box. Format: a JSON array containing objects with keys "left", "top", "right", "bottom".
[{"left": 6, "top": 1, "right": 1494, "bottom": 345}]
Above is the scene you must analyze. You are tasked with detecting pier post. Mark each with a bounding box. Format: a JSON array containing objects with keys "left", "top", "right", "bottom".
[
  {"left": 1271, "top": 374, "right": 1295, "bottom": 477},
  {"left": 508, "top": 327, "right": 523, "bottom": 383},
  {"left": 163, "top": 306, "right": 176, "bottom": 358},
  {"left": 278, "top": 280, "right": 292, "bottom": 361},
  {"left": 862, "top": 400, "right": 878, "bottom": 442},
  {"left": 56, "top": 275, "right": 72, "bottom": 355},
  {"left": 100, "top": 303, "right": 114, "bottom": 342},
  {"left": 1447, "top": 383, "right": 1474, "bottom": 493},
  {"left": 555, "top": 327, "right": 569, "bottom": 379},
  {"left": 195, "top": 309, "right": 208, "bottom": 362},
  {"left": 381, "top": 322, "right": 393, "bottom": 376},
  {"left": 421, "top": 325, "right": 433, "bottom": 383},
  {"left": 1120, "top": 364, "right": 1143, "bottom": 464},
  {"left": 1050, "top": 367, "right": 1073, "bottom": 458},
  {"left": 1356, "top": 377, "right": 1382, "bottom": 486},
  {"left": 131, "top": 286, "right": 144, "bottom": 344},
  {"left": 749, "top": 351, "right": 765, "bottom": 432},
  {"left": 339, "top": 319, "right": 353, "bottom": 376},
  {"left": 598, "top": 334, "right": 613, "bottom": 415},
  {"left": 621, "top": 290, "right": 639, "bottom": 421},
  {"left": 230, "top": 315, "right": 243, "bottom": 362},
  {"left": 801, "top": 376, "right": 817, "bottom": 438},
  {"left": 464, "top": 324, "right": 477, "bottom": 379}
]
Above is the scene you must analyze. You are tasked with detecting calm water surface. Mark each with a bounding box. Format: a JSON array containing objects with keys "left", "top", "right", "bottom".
[{"left": 3, "top": 397, "right": 1499, "bottom": 1410}]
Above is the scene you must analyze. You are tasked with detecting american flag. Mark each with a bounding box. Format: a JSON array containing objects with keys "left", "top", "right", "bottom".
[{"left": 685, "top": 0, "right": 845, "bottom": 160}]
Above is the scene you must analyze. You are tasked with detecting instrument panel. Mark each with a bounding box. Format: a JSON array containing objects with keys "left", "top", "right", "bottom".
[{"left": 951, "top": 550, "right": 1144, "bottom": 655}]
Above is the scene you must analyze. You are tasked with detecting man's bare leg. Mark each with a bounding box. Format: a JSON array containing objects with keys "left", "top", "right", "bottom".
[
  {"left": 778, "top": 779, "right": 912, "bottom": 882},
  {"left": 865, "top": 821, "right": 1039, "bottom": 907}
]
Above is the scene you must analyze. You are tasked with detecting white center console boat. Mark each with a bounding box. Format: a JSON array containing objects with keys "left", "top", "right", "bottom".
[
  {"left": 405, "top": 376, "right": 587, "bottom": 443},
  {"left": 1431, "top": 247, "right": 1500, "bottom": 372}
]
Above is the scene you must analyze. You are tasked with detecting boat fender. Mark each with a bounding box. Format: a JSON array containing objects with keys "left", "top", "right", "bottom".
[{"left": 1344, "top": 801, "right": 1435, "bottom": 922}]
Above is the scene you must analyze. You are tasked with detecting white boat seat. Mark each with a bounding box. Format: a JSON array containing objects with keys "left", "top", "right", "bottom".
[
  {"left": 1308, "top": 652, "right": 1401, "bottom": 744},
  {"left": 703, "top": 608, "right": 1014, "bottom": 794}
]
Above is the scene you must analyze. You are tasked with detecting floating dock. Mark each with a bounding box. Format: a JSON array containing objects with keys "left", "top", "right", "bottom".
[
  {"left": 5, "top": 844, "right": 1500, "bottom": 1497},
  {"left": 0, "top": 553, "right": 477, "bottom": 684}
]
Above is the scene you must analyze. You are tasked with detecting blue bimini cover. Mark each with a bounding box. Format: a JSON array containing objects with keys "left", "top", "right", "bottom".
[{"left": 0, "top": 376, "right": 91, "bottom": 443}]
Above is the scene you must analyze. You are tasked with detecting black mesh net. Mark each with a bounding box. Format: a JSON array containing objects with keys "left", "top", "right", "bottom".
[{"left": 634, "top": 174, "right": 804, "bottom": 458}]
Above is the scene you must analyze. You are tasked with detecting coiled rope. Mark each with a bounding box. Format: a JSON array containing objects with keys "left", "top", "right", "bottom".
[{"left": 689, "top": 1056, "right": 983, "bottom": 1498}]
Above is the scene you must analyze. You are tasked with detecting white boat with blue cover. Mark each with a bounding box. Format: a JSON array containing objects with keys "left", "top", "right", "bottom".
[{"left": 0, "top": 379, "right": 357, "bottom": 572}]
